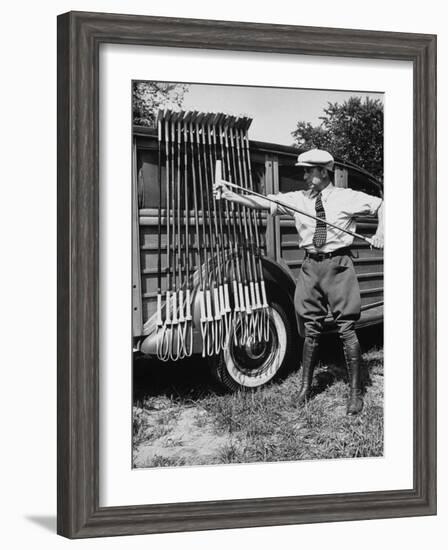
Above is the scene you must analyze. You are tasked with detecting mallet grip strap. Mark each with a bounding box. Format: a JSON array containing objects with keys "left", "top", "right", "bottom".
[{"left": 215, "top": 160, "right": 223, "bottom": 200}]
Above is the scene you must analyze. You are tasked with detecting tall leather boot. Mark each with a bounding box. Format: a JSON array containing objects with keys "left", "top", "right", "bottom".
[
  {"left": 343, "top": 336, "right": 364, "bottom": 416},
  {"left": 297, "top": 337, "right": 319, "bottom": 405}
]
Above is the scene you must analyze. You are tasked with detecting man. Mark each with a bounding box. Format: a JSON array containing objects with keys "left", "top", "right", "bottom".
[{"left": 213, "top": 149, "right": 384, "bottom": 415}]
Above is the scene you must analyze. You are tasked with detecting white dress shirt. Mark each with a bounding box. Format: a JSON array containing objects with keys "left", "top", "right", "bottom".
[{"left": 267, "top": 183, "right": 382, "bottom": 253}]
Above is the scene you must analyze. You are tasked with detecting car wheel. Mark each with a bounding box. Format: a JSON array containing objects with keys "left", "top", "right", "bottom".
[{"left": 210, "top": 298, "right": 299, "bottom": 392}]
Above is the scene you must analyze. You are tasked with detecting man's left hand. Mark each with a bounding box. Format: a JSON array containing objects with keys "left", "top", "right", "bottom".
[{"left": 369, "top": 233, "right": 384, "bottom": 249}]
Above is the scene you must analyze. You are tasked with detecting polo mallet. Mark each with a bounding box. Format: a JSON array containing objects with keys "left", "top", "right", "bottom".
[
  {"left": 196, "top": 117, "right": 218, "bottom": 356},
  {"left": 192, "top": 118, "right": 214, "bottom": 357},
  {"left": 234, "top": 123, "right": 263, "bottom": 339},
  {"left": 165, "top": 111, "right": 180, "bottom": 361},
  {"left": 216, "top": 122, "right": 243, "bottom": 347},
  {"left": 209, "top": 117, "right": 231, "bottom": 350},
  {"left": 214, "top": 178, "right": 376, "bottom": 246},
  {"left": 201, "top": 117, "right": 224, "bottom": 355},
  {"left": 221, "top": 120, "right": 246, "bottom": 346},
  {"left": 187, "top": 116, "right": 208, "bottom": 357},
  {"left": 174, "top": 117, "right": 187, "bottom": 360},
  {"left": 219, "top": 120, "right": 234, "bottom": 343},
  {"left": 157, "top": 113, "right": 173, "bottom": 362},
  {"left": 240, "top": 126, "right": 270, "bottom": 341},
  {"left": 182, "top": 114, "right": 193, "bottom": 357},
  {"left": 167, "top": 113, "right": 181, "bottom": 361},
  {"left": 238, "top": 125, "right": 269, "bottom": 341},
  {"left": 226, "top": 120, "right": 252, "bottom": 346},
  {"left": 230, "top": 124, "right": 255, "bottom": 346},
  {"left": 155, "top": 114, "right": 164, "bottom": 359}
]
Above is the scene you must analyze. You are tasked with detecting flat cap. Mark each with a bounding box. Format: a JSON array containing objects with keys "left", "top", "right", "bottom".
[{"left": 295, "top": 149, "right": 334, "bottom": 171}]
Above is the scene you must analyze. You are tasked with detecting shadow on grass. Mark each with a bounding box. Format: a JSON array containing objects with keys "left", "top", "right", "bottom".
[
  {"left": 133, "top": 354, "right": 220, "bottom": 404},
  {"left": 310, "top": 323, "right": 383, "bottom": 398},
  {"left": 133, "top": 323, "right": 383, "bottom": 403}
]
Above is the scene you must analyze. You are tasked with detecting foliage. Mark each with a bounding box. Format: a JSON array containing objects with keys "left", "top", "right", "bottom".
[
  {"left": 291, "top": 97, "right": 384, "bottom": 181},
  {"left": 133, "top": 81, "right": 189, "bottom": 127}
]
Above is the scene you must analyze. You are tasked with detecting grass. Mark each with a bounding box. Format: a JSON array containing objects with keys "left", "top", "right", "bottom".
[
  {"left": 133, "top": 396, "right": 182, "bottom": 448},
  {"left": 149, "top": 455, "right": 187, "bottom": 468},
  {"left": 133, "top": 328, "right": 384, "bottom": 467},
  {"left": 200, "top": 354, "right": 383, "bottom": 463}
]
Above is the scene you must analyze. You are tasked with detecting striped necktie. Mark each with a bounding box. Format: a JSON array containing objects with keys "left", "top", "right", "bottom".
[{"left": 313, "top": 192, "right": 327, "bottom": 249}]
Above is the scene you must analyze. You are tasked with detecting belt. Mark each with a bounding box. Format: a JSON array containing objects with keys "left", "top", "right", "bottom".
[{"left": 305, "top": 247, "right": 352, "bottom": 261}]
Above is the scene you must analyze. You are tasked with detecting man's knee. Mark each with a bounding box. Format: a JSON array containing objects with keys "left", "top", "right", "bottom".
[
  {"left": 298, "top": 316, "right": 324, "bottom": 339},
  {"left": 338, "top": 325, "right": 359, "bottom": 346}
]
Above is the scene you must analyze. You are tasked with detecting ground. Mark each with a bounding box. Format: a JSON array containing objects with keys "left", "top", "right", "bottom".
[{"left": 133, "top": 325, "right": 383, "bottom": 468}]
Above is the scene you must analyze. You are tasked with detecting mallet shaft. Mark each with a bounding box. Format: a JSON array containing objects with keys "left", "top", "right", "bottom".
[{"left": 217, "top": 177, "right": 372, "bottom": 244}]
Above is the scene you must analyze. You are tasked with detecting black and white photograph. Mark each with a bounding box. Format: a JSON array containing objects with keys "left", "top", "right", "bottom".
[{"left": 132, "top": 81, "right": 384, "bottom": 468}]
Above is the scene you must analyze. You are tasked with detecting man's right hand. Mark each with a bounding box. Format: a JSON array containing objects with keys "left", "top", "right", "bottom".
[
  {"left": 213, "top": 182, "right": 270, "bottom": 211},
  {"left": 213, "top": 182, "right": 233, "bottom": 201}
]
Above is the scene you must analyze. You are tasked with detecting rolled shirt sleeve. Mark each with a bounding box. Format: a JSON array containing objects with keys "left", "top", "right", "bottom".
[
  {"left": 266, "top": 191, "right": 302, "bottom": 216},
  {"left": 344, "top": 190, "right": 383, "bottom": 216}
]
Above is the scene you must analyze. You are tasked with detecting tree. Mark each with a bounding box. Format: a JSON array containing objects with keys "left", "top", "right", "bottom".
[
  {"left": 133, "top": 82, "right": 189, "bottom": 127},
  {"left": 291, "top": 97, "right": 383, "bottom": 181}
]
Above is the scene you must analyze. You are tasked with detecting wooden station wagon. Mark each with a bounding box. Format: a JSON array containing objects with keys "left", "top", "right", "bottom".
[{"left": 132, "top": 125, "right": 383, "bottom": 391}]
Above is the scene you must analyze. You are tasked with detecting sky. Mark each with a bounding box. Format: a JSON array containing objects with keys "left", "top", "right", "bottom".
[{"left": 180, "top": 83, "right": 383, "bottom": 146}]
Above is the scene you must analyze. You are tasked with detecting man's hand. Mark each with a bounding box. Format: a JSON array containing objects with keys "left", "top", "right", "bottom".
[
  {"left": 369, "top": 233, "right": 384, "bottom": 249},
  {"left": 213, "top": 181, "right": 234, "bottom": 201},
  {"left": 213, "top": 181, "right": 270, "bottom": 211},
  {"left": 370, "top": 202, "right": 385, "bottom": 249}
]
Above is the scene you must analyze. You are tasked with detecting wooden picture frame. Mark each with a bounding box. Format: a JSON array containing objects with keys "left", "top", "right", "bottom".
[{"left": 57, "top": 11, "right": 437, "bottom": 538}]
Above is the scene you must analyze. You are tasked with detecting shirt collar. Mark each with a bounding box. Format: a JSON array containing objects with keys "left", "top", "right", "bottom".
[
  {"left": 320, "top": 182, "right": 334, "bottom": 199},
  {"left": 307, "top": 182, "right": 334, "bottom": 200}
]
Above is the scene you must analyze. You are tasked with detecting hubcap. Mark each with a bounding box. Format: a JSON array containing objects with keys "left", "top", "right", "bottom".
[
  {"left": 230, "top": 319, "right": 278, "bottom": 373},
  {"left": 244, "top": 336, "right": 267, "bottom": 359},
  {"left": 224, "top": 307, "right": 288, "bottom": 388}
]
